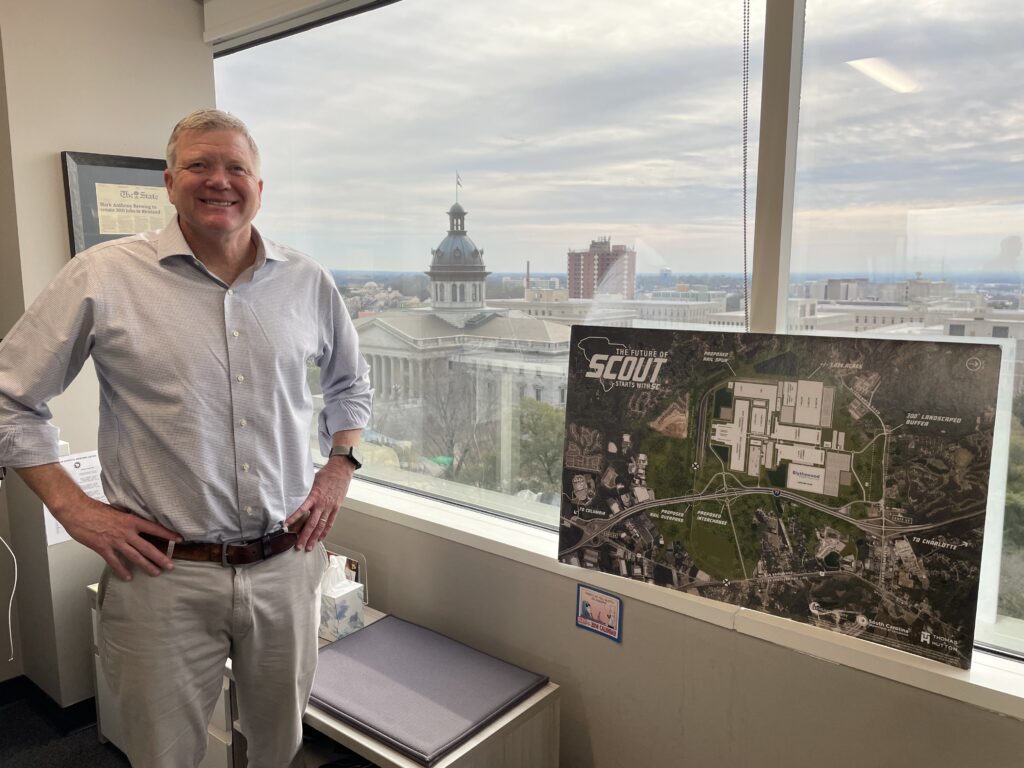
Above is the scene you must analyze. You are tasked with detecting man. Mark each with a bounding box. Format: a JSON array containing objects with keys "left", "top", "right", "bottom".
[{"left": 0, "top": 109, "right": 372, "bottom": 767}]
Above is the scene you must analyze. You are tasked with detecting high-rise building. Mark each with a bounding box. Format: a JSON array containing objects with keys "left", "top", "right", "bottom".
[{"left": 568, "top": 237, "right": 636, "bottom": 299}]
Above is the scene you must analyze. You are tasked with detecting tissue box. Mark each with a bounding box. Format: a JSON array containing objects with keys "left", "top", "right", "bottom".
[{"left": 319, "top": 579, "right": 365, "bottom": 642}]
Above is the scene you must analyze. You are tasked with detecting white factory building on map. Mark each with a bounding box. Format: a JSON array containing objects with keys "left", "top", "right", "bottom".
[{"left": 710, "top": 378, "right": 853, "bottom": 496}]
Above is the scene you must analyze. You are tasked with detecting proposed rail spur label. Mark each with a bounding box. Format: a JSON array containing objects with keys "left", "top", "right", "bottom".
[{"left": 559, "top": 326, "right": 1001, "bottom": 668}]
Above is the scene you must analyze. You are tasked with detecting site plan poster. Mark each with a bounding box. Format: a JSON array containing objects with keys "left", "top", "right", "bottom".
[{"left": 558, "top": 326, "right": 1002, "bottom": 668}]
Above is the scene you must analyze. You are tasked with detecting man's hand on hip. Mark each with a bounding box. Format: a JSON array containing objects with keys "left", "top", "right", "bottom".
[
  {"left": 57, "top": 496, "right": 183, "bottom": 580},
  {"left": 14, "top": 462, "right": 181, "bottom": 581},
  {"left": 286, "top": 457, "right": 354, "bottom": 551}
]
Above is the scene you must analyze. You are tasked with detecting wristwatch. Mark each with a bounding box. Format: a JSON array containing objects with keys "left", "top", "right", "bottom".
[{"left": 329, "top": 445, "right": 363, "bottom": 470}]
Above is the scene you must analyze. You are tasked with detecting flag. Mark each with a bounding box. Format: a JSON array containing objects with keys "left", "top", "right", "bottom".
[{"left": 456, "top": 172, "right": 463, "bottom": 188}]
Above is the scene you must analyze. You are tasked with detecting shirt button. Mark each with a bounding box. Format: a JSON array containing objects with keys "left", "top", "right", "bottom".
[
  {"left": 242, "top": 463, "right": 250, "bottom": 472},
  {"left": 232, "top": 330, "right": 240, "bottom": 338},
  {"left": 244, "top": 506, "right": 253, "bottom": 514},
  {"left": 227, "top": 289, "right": 234, "bottom": 296},
  {"left": 236, "top": 374, "right": 245, "bottom": 383},
  {"left": 239, "top": 418, "right": 247, "bottom": 427}
]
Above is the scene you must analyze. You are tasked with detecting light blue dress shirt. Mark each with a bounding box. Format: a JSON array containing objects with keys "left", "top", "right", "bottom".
[{"left": 0, "top": 217, "right": 372, "bottom": 542}]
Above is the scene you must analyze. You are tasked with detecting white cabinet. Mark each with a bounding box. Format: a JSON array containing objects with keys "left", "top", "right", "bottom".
[{"left": 8, "top": 447, "right": 105, "bottom": 707}]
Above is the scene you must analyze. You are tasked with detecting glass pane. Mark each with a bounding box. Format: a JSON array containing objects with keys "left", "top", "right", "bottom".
[
  {"left": 216, "top": 0, "right": 764, "bottom": 528},
  {"left": 791, "top": 1, "right": 1024, "bottom": 654}
]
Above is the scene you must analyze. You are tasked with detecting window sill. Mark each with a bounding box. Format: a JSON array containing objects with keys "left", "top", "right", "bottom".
[{"left": 343, "top": 478, "right": 1024, "bottom": 722}]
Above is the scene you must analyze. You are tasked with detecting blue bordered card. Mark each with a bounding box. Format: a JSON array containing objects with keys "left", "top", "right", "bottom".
[{"left": 576, "top": 584, "right": 623, "bottom": 642}]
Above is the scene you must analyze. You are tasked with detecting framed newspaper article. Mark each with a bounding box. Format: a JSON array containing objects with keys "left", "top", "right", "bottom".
[{"left": 61, "top": 151, "right": 174, "bottom": 257}]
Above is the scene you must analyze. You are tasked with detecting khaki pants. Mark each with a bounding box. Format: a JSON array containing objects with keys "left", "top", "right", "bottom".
[{"left": 98, "top": 544, "right": 329, "bottom": 768}]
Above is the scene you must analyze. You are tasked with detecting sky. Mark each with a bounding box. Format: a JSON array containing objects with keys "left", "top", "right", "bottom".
[{"left": 214, "top": 0, "right": 1023, "bottom": 278}]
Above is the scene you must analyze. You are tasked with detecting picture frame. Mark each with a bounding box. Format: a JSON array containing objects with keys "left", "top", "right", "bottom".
[{"left": 60, "top": 151, "right": 174, "bottom": 257}]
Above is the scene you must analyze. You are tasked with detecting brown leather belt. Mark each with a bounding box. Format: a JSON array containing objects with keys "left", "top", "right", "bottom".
[{"left": 141, "top": 529, "right": 299, "bottom": 566}]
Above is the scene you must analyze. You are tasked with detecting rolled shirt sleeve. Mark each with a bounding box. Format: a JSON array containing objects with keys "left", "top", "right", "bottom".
[
  {"left": 0, "top": 256, "right": 97, "bottom": 469},
  {"left": 315, "top": 271, "right": 373, "bottom": 457}
]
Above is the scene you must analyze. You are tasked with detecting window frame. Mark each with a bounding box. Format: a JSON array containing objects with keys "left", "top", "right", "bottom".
[{"left": 766, "top": 0, "right": 1022, "bottom": 664}]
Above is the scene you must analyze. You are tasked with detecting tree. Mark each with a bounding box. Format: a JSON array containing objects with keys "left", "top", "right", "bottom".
[
  {"left": 1003, "top": 419, "right": 1024, "bottom": 547},
  {"left": 518, "top": 397, "right": 565, "bottom": 493},
  {"left": 998, "top": 417, "right": 1024, "bottom": 619},
  {"left": 421, "top": 368, "right": 478, "bottom": 480}
]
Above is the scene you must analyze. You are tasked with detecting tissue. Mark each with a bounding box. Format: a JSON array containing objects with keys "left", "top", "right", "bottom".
[{"left": 319, "top": 555, "right": 365, "bottom": 642}]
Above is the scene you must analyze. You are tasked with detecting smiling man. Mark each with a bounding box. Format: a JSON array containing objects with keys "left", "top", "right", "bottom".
[
  {"left": 0, "top": 109, "right": 373, "bottom": 767},
  {"left": 164, "top": 121, "right": 264, "bottom": 284}
]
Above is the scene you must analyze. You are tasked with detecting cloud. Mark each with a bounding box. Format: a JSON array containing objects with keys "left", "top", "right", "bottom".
[{"left": 216, "top": 0, "right": 1021, "bottom": 276}]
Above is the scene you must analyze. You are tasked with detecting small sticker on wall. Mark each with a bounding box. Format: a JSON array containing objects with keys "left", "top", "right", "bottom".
[{"left": 576, "top": 584, "right": 622, "bottom": 642}]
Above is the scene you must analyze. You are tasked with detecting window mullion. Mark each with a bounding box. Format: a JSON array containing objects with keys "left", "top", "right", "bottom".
[{"left": 749, "top": 0, "right": 805, "bottom": 334}]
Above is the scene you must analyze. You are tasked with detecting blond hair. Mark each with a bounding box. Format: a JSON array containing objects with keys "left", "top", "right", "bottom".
[{"left": 166, "top": 109, "right": 260, "bottom": 173}]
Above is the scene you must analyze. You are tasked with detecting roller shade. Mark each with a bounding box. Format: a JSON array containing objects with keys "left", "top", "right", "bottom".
[{"left": 204, "top": 0, "right": 396, "bottom": 54}]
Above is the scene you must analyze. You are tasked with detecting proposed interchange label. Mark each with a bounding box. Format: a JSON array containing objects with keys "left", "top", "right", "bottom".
[{"left": 559, "top": 327, "right": 1002, "bottom": 668}]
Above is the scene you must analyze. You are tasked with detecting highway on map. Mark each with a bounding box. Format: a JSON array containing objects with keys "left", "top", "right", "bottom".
[{"left": 559, "top": 485, "right": 984, "bottom": 558}]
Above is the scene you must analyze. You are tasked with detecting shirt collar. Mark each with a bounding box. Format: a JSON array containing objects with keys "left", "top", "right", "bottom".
[
  {"left": 156, "top": 215, "right": 287, "bottom": 265},
  {"left": 251, "top": 227, "right": 288, "bottom": 263}
]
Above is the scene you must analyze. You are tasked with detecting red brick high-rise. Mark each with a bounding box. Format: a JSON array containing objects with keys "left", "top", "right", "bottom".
[{"left": 567, "top": 237, "right": 636, "bottom": 300}]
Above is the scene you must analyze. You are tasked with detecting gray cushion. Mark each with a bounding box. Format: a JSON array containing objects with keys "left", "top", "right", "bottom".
[{"left": 309, "top": 615, "right": 548, "bottom": 766}]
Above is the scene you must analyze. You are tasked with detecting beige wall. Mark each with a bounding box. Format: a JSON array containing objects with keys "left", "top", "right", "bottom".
[
  {"left": 0, "top": 35, "right": 18, "bottom": 678},
  {"left": 0, "top": 31, "right": 22, "bottom": 337},
  {"left": 330, "top": 509, "right": 1024, "bottom": 768},
  {"left": 0, "top": 482, "right": 17, "bottom": 682},
  {"left": 0, "top": 0, "right": 214, "bottom": 692}
]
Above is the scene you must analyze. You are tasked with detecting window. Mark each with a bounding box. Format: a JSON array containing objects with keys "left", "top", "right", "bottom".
[
  {"left": 787, "top": 1, "right": 1024, "bottom": 655},
  {"left": 216, "top": 0, "right": 1024, "bottom": 661},
  {"left": 216, "top": 0, "right": 764, "bottom": 527}
]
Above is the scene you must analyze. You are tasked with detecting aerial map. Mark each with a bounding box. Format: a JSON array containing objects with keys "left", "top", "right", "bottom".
[{"left": 558, "top": 326, "right": 1002, "bottom": 668}]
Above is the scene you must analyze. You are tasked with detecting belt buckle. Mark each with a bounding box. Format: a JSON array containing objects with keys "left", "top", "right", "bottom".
[{"left": 221, "top": 537, "right": 248, "bottom": 567}]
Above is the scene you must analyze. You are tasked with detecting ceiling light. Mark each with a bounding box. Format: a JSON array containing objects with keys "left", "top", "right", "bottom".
[{"left": 846, "top": 57, "right": 919, "bottom": 94}]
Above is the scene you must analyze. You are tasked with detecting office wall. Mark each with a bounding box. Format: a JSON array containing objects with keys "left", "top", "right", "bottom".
[
  {"left": 0, "top": 34, "right": 20, "bottom": 682},
  {"left": 0, "top": 31, "right": 21, "bottom": 338},
  {"left": 0, "top": 484, "right": 18, "bottom": 682},
  {"left": 332, "top": 509, "right": 1024, "bottom": 768},
  {"left": 0, "top": 0, "right": 214, "bottom": 693}
]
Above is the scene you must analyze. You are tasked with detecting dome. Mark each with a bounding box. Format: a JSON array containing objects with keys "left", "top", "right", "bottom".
[
  {"left": 425, "top": 198, "right": 491, "bottom": 308},
  {"left": 430, "top": 232, "right": 484, "bottom": 268},
  {"left": 428, "top": 200, "right": 485, "bottom": 269}
]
